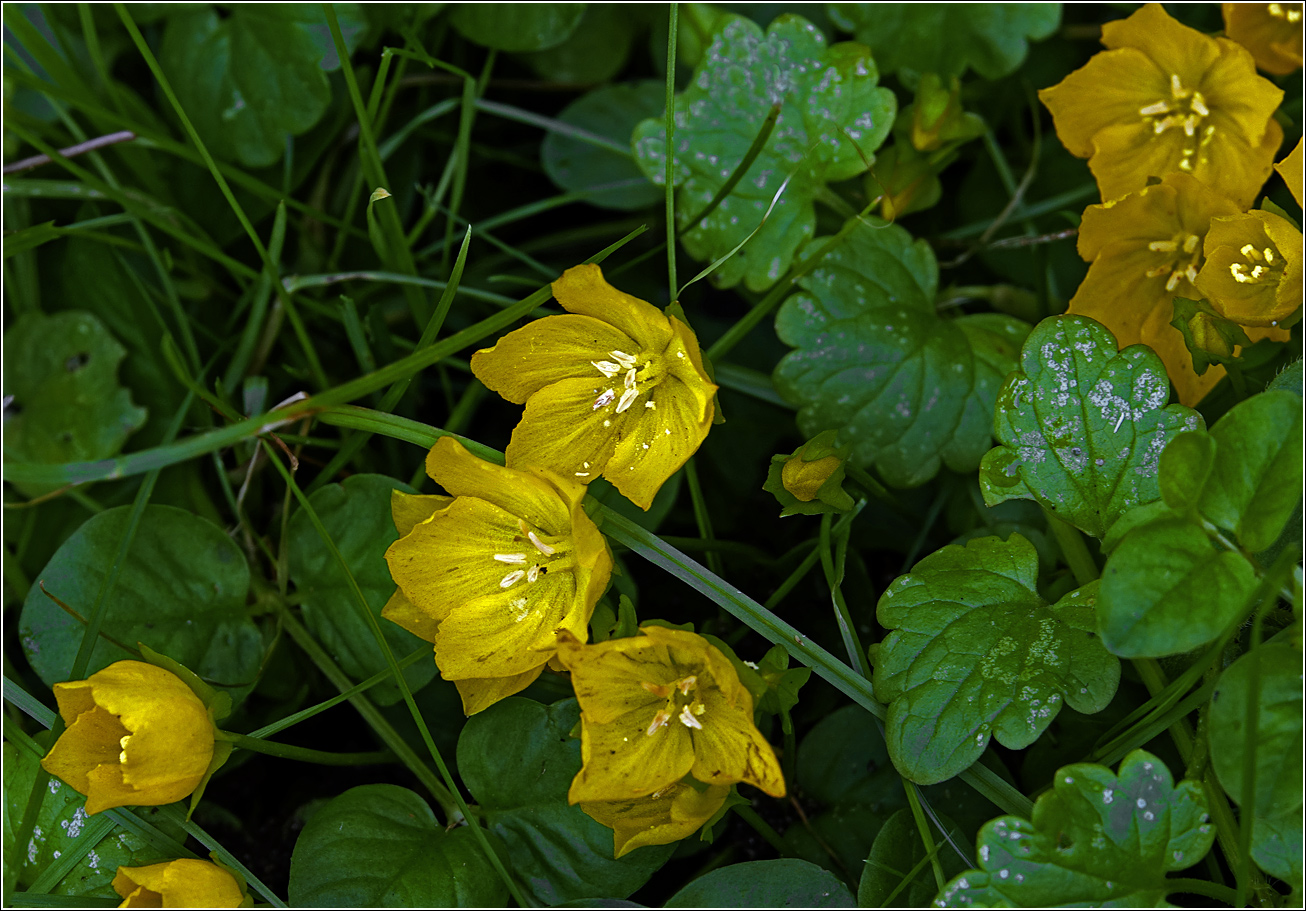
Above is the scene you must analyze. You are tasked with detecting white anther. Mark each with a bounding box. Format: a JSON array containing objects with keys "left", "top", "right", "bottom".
[
  {"left": 593, "top": 389, "right": 615, "bottom": 410},
  {"left": 1183, "top": 234, "right": 1200, "bottom": 253},
  {"left": 1139, "top": 101, "right": 1170, "bottom": 117},
  {"left": 1165, "top": 271, "right": 1182, "bottom": 292},
  {"left": 528, "top": 530, "right": 556, "bottom": 555},
  {"left": 1185, "top": 264, "right": 1198, "bottom": 283},
  {"left": 1183, "top": 115, "right": 1197, "bottom": 137},
  {"left": 610, "top": 350, "right": 637, "bottom": 368},
  {"left": 575, "top": 471, "right": 590, "bottom": 477},
  {"left": 527, "top": 564, "right": 541, "bottom": 583},
  {"left": 624, "top": 367, "right": 637, "bottom": 390},
  {"left": 592, "top": 360, "right": 621, "bottom": 378},
  {"left": 1191, "top": 94, "right": 1209, "bottom": 117},
  {"left": 510, "top": 597, "right": 529, "bottom": 622},
  {"left": 1148, "top": 240, "right": 1177, "bottom": 252},
  {"left": 494, "top": 553, "right": 528, "bottom": 564},
  {"left": 1170, "top": 74, "right": 1186, "bottom": 97},
  {"left": 1264, "top": 247, "right": 1275, "bottom": 263},
  {"left": 500, "top": 570, "right": 525, "bottom": 588},
  {"left": 1232, "top": 262, "right": 1252, "bottom": 283},
  {"left": 1241, "top": 244, "right": 1261, "bottom": 260},
  {"left": 647, "top": 710, "right": 671, "bottom": 735},
  {"left": 678, "top": 705, "right": 704, "bottom": 730},
  {"left": 615, "top": 388, "right": 639, "bottom": 413},
  {"left": 645, "top": 400, "right": 656, "bottom": 409},
  {"left": 1251, "top": 265, "right": 1266, "bottom": 278},
  {"left": 677, "top": 675, "right": 697, "bottom": 695}
]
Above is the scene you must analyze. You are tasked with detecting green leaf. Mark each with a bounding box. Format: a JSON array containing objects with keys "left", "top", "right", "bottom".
[
  {"left": 633, "top": 14, "right": 896, "bottom": 291},
  {"left": 775, "top": 219, "right": 1029, "bottom": 488},
  {"left": 19, "top": 505, "right": 261, "bottom": 703},
  {"left": 796, "top": 704, "right": 894, "bottom": 806},
  {"left": 1209, "top": 643, "right": 1303, "bottom": 818},
  {"left": 287, "top": 474, "right": 435, "bottom": 706},
  {"left": 521, "top": 5, "right": 638, "bottom": 85},
  {"left": 1097, "top": 516, "right": 1258, "bottom": 658},
  {"left": 874, "top": 535, "right": 1119, "bottom": 784},
  {"left": 2, "top": 311, "right": 147, "bottom": 494},
  {"left": 2, "top": 220, "right": 65, "bottom": 258},
  {"left": 858, "top": 808, "right": 968, "bottom": 908},
  {"left": 1157, "top": 430, "right": 1216, "bottom": 512},
  {"left": 450, "top": 3, "right": 587, "bottom": 52},
  {"left": 1251, "top": 807, "right": 1303, "bottom": 892},
  {"left": 663, "top": 858, "right": 855, "bottom": 907},
  {"left": 979, "top": 315, "right": 1205, "bottom": 539},
  {"left": 159, "top": 5, "right": 339, "bottom": 167},
  {"left": 541, "top": 81, "right": 664, "bottom": 212},
  {"left": 1198, "top": 390, "right": 1304, "bottom": 553},
  {"left": 1267, "top": 358, "right": 1303, "bottom": 396},
  {"left": 826, "top": 3, "right": 1062, "bottom": 80},
  {"left": 287, "top": 784, "right": 507, "bottom": 907},
  {"left": 456, "top": 698, "right": 673, "bottom": 904},
  {"left": 936, "top": 750, "right": 1214, "bottom": 907}
]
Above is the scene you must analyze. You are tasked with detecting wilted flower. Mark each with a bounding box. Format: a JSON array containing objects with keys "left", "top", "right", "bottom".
[
  {"left": 556, "top": 625, "right": 785, "bottom": 803},
  {"left": 1276, "top": 138, "right": 1304, "bottom": 207},
  {"left": 1223, "top": 3, "right": 1304, "bottom": 75},
  {"left": 1195, "top": 209, "right": 1303, "bottom": 328},
  {"left": 41, "top": 660, "right": 216, "bottom": 814},
  {"left": 384, "top": 437, "right": 612, "bottom": 715},
  {"left": 580, "top": 778, "right": 731, "bottom": 858},
  {"left": 1040, "top": 3, "right": 1283, "bottom": 207},
  {"left": 113, "top": 859, "right": 249, "bottom": 908},
  {"left": 471, "top": 264, "right": 717, "bottom": 510}
]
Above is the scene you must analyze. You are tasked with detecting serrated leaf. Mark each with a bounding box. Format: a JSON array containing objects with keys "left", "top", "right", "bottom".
[
  {"left": 664, "top": 858, "right": 855, "bottom": 907},
  {"left": 633, "top": 14, "right": 895, "bottom": 291},
  {"left": 287, "top": 474, "right": 435, "bottom": 706},
  {"left": 874, "top": 535, "right": 1119, "bottom": 785},
  {"left": 18, "top": 505, "right": 261, "bottom": 706},
  {"left": 826, "top": 3, "right": 1061, "bottom": 80},
  {"left": 1097, "top": 516, "right": 1258, "bottom": 658},
  {"left": 450, "top": 3, "right": 586, "bottom": 52},
  {"left": 456, "top": 698, "right": 673, "bottom": 905},
  {"left": 979, "top": 315, "right": 1205, "bottom": 539},
  {"left": 1209, "top": 642, "right": 1303, "bottom": 818},
  {"left": 287, "top": 784, "right": 507, "bottom": 907},
  {"left": 858, "top": 808, "right": 969, "bottom": 909},
  {"left": 775, "top": 219, "right": 1029, "bottom": 488},
  {"left": 936, "top": 750, "right": 1214, "bottom": 907},
  {"left": 542, "top": 81, "right": 664, "bottom": 212}
]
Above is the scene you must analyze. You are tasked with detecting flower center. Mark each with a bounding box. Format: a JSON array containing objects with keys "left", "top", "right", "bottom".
[
  {"left": 1268, "top": 3, "right": 1303, "bottom": 22},
  {"left": 641, "top": 673, "right": 708, "bottom": 735},
  {"left": 589, "top": 349, "right": 667, "bottom": 422},
  {"left": 492, "top": 520, "right": 574, "bottom": 619},
  {"left": 1138, "top": 74, "right": 1216, "bottom": 171},
  {"left": 1228, "top": 242, "right": 1284, "bottom": 287},
  {"left": 1144, "top": 232, "right": 1204, "bottom": 292}
]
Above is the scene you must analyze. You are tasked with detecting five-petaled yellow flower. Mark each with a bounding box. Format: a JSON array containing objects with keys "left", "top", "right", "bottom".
[
  {"left": 1040, "top": 3, "right": 1283, "bottom": 207},
  {"left": 1276, "top": 138, "right": 1304, "bottom": 208},
  {"left": 41, "top": 661, "right": 216, "bottom": 814},
  {"left": 114, "top": 859, "right": 250, "bottom": 908},
  {"left": 581, "top": 779, "right": 731, "bottom": 858},
  {"left": 1223, "top": 3, "right": 1304, "bottom": 75},
  {"left": 1195, "top": 209, "right": 1303, "bottom": 329},
  {"left": 471, "top": 264, "right": 717, "bottom": 511},
  {"left": 384, "top": 437, "right": 612, "bottom": 715},
  {"left": 556, "top": 625, "right": 785, "bottom": 804}
]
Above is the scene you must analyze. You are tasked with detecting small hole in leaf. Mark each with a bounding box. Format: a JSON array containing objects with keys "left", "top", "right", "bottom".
[{"left": 66, "top": 352, "right": 90, "bottom": 372}]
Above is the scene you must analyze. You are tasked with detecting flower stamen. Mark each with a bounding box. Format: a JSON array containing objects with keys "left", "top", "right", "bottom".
[
  {"left": 494, "top": 553, "right": 528, "bottom": 564},
  {"left": 678, "top": 705, "right": 704, "bottom": 730},
  {"left": 592, "top": 360, "right": 621, "bottom": 378},
  {"left": 528, "top": 531, "right": 556, "bottom": 555},
  {"left": 500, "top": 570, "right": 525, "bottom": 588},
  {"left": 593, "top": 389, "right": 615, "bottom": 410},
  {"left": 647, "top": 710, "right": 672, "bottom": 735},
  {"left": 615, "top": 388, "right": 639, "bottom": 413}
]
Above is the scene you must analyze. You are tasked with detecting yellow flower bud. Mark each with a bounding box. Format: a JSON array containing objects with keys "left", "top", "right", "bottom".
[
  {"left": 113, "top": 859, "right": 249, "bottom": 908},
  {"left": 764, "top": 430, "right": 855, "bottom": 516},
  {"left": 41, "top": 660, "right": 216, "bottom": 814}
]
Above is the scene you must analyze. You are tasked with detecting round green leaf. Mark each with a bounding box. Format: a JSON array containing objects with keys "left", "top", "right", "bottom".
[
  {"left": 796, "top": 704, "right": 893, "bottom": 806},
  {"left": 827, "top": 3, "right": 1062, "bottom": 80},
  {"left": 287, "top": 474, "right": 435, "bottom": 706},
  {"left": 775, "top": 219, "right": 1029, "bottom": 488},
  {"left": 1251, "top": 807, "right": 1303, "bottom": 892},
  {"left": 19, "top": 505, "right": 260, "bottom": 703},
  {"left": 522, "top": 6, "right": 638, "bottom": 85},
  {"left": 979, "top": 315, "right": 1205, "bottom": 539},
  {"left": 874, "top": 535, "right": 1119, "bottom": 784},
  {"left": 456, "top": 697, "right": 673, "bottom": 904},
  {"left": 1209, "top": 643, "right": 1303, "bottom": 818},
  {"left": 664, "top": 858, "right": 855, "bottom": 907},
  {"left": 450, "top": 3, "right": 586, "bottom": 52},
  {"left": 633, "top": 13, "right": 896, "bottom": 291},
  {"left": 287, "top": 784, "right": 507, "bottom": 907},
  {"left": 542, "top": 82, "right": 664, "bottom": 212},
  {"left": 937, "top": 750, "right": 1214, "bottom": 907},
  {"left": 1097, "top": 516, "right": 1258, "bottom": 658},
  {"left": 1158, "top": 430, "right": 1216, "bottom": 511},
  {"left": 858, "top": 808, "right": 968, "bottom": 909}
]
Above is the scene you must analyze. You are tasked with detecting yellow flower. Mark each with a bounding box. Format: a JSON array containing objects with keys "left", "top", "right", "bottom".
[
  {"left": 384, "top": 437, "right": 612, "bottom": 715},
  {"left": 1039, "top": 3, "right": 1283, "bottom": 207},
  {"left": 1223, "top": 3, "right": 1304, "bottom": 75},
  {"left": 113, "top": 859, "right": 249, "bottom": 908},
  {"left": 1195, "top": 209, "right": 1303, "bottom": 328},
  {"left": 41, "top": 661, "right": 216, "bottom": 814},
  {"left": 1276, "top": 138, "right": 1304, "bottom": 207},
  {"left": 471, "top": 264, "right": 717, "bottom": 510},
  {"left": 1068, "top": 172, "right": 1289, "bottom": 405},
  {"left": 581, "top": 779, "right": 731, "bottom": 858},
  {"left": 763, "top": 430, "right": 855, "bottom": 517},
  {"left": 556, "top": 625, "right": 785, "bottom": 803}
]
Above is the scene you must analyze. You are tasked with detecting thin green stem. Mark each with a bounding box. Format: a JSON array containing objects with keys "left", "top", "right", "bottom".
[
  {"left": 905, "top": 784, "right": 946, "bottom": 893},
  {"left": 1164, "top": 877, "right": 1238, "bottom": 905},
  {"left": 734, "top": 805, "right": 790, "bottom": 857},
  {"left": 224, "top": 732, "right": 395, "bottom": 766},
  {"left": 1044, "top": 510, "right": 1100, "bottom": 585}
]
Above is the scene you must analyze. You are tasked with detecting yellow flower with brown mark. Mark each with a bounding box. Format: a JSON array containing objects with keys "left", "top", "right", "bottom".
[
  {"left": 580, "top": 779, "right": 731, "bottom": 858},
  {"left": 471, "top": 264, "right": 717, "bottom": 511},
  {"left": 384, "top": 437, "right": 612, "bottom": 715},
  {"left": 1276, "top": 138, "right": 1304, "bottom": 207},
  {"left": 1040, "top": 3, "right": 1283, "bottom": 207},
  {"left": 113, "top": 859, "right": 250, "bottom": 908},
  {"left": 1223, "top": 3, "right": 1304, "bottom": 75},
  {"left": 1195, "top": 209, "right": 1303, "bottom": 328},
  {"left": 41, "top": 661, "right": 216, "bottom": 814},
  {"left": 556, "top": 625, "right": 785, "bottom": 804}
]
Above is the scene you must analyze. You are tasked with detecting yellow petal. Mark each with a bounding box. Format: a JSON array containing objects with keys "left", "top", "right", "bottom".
[
  {"left": 1040, "top": 47, "right": 1164, "bottom": 159},
  {"left": 570, "top": 710, "right": 695, "bottom": 803},
  {"left": 41, "top": 702, "right": 127, "bottom": 797},
  {"left": 455, "top": 667, "right": 545, "bottom": 715},
  {"left": 113, "top": 860, "right": 246, "bottom": 908},
  {"left": 605, "top": 378, "right": 714, "bottom": 510},
  {"left": 1276, "top": 138, "right": 1304, "bottom": 208},
  {"left": 552, "top": 264, "right": 674, "bottom": 352},
  {"left": 1223, "top": 2, "right": 1305, "bottom": 76},
  {"left": 1100, "top": 4, "right": 1219, "bottom": 78},
  {"left": 1197, "top": 210, "right": 1304, "bottom": 327},
  {"left": 380, "top": 588, "right": 441, "bottom": 645},
  {"left": 581, "top": 781, "right": 730, "bottom": 858},
  {"left": 424, "top": 436, "right": 578, "bottom": 535},
  {"left": 556, "top": 632, "right": 672, "bottom": 725},
  {"left": 390, "top": 490, "right": 450, "bottom": 538},
  {"left": 504, "top": 376, "right": 630, "bottom": 485},
  {"left": 470, "top": 314, "right": 636, "bottom": 405},
  {"left": 691, "top": 703, "right": 786, "bottom": 798}
]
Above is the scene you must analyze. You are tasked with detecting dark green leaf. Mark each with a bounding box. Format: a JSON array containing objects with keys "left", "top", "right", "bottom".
[
  {"left": 826, "top": 3, "right": 1062, "bottom": 79},
  {"left": 522, "top": 6, "right": 637, "bottom": 85},
  {"left": 633, "top": 14, "right": 896, "bottom": 291},
  {"left": 1157, "top": 430, "right": 1216, "bottom": 512},
  {"left": 286, "top": 474, "right": 435, "bottom": 706},
  {"left": 1266, "top": 358, "right": 1303, "bottom": 396},
  {"left": 456, "top": 698, "right": 672, "bottom": 904},
  {"left": 783, "top": 802, "right": 887, "bottom": 887},
  {"left": 858, "top": 808, "right": 968, "bottom": 908},
  {"left": 3, "top": 221, "right": 64, "bottom": 258},
  {"left": 664, "top": 858, "right": 855, "bottom": 907},
  {"left": 450, "top": 3, "right": 587, "bottom": 52},
  {"left": 937, "top": 750, "right": 1214, "bottom": 907},
  {"left": 980, "top": 315, "right": 1205, "bottom": 539},
  {"left": 874, "top": 535, "right": 1119, "bottom": 784},
  {"left": 775, "top": 219, "right": 1028, "bottom": 488},
  {"left": 796, "top": 704, "right": 895, "bottom": 807},
  {"left": 287, "top": 784, "right": 507, "bottom": 907},
  {"left": 19, "top": 505, "right": 261, "bottom": 704},
  {"left": 1251, "top": 807, "right": 1303, "bottom": 892}
]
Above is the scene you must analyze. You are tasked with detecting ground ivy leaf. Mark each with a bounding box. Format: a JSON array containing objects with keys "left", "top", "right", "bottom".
[
  {"left": 979, "top": 315, "right": 1205, "bottom": 539},
  {"left": 775, "top": 219, "right": 1028, "bottom": 488},
  {"left": 664, "top": 858, "right": 855, "bottom": 907},
  {"left": 632, "top": 13, "right": 896, "bottom": 291},
  {"left": 826, "top": 3, "right": 1062, "bottom": 80},
  {"left": 450, "top": 3, "right": 586, "bottom": 52},
  {"left": 874, "top": 535, "right": 1119, "bottom": 785},
  {"left": 936, "top": 750, "right": 1214, "bottom": 907},
  {"left": 1209, "top": 642, "right": 1303, "bottom": 818},
  {"left": 287, "top": 784, "right": 507, "bottom": 907},
  {"left": 1097, "top": 516, "right": 1258, "bottom": 658}
]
